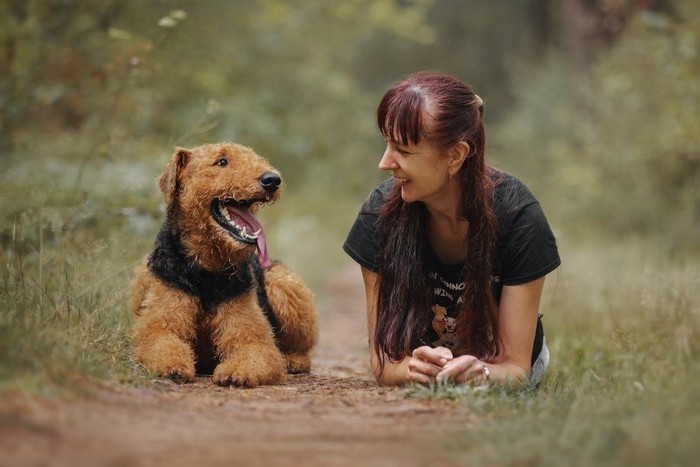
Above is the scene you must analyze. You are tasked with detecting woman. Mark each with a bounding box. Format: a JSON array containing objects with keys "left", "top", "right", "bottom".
[{"left": 343, "top": 72, "right": 560, "bottom": 387}]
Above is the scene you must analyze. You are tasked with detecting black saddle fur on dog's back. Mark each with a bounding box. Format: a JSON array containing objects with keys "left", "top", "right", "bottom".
[{"left": 147, "top": 217, "right": 281, "bottom": 374}]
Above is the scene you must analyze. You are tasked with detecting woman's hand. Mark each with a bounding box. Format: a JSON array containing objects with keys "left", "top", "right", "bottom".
[
  {"left": 436, "top": 354, "right": 490, "bottom": 387},
  {"left": 407, "top": 346, "right": 454, "bottom": 385}
]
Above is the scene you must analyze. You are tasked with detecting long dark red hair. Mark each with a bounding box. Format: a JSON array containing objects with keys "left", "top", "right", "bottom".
[{"left": 374, "top": 71, "right": 500, "bottom": 369}]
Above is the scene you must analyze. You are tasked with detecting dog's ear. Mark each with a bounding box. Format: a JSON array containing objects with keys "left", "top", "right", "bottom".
[{"left": 158, "top": 147, "right": 191, "bottom": 204}]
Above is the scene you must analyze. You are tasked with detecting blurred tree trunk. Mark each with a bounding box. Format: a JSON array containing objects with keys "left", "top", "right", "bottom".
[
  {"left": 0, "top": 0, "right": 29, "bottom": 150},
  {"left": 529, "top": 0, "right": 555, "bottom": 55},
  {"left": 564, "top": 0, "right": 588, "bottom": 74},
  {"left": 563, "top": 0, "right": 591, "bottom": 137}
]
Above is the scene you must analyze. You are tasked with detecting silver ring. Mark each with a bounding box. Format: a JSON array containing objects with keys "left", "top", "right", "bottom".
[{"left": 481, "top": 363, "right": 492, "bottom": 385}]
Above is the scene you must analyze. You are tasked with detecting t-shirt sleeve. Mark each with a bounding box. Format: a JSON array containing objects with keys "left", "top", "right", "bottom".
[
  {"left": 500, "top": 199, "right": 561, "bottom": 286},
  {"left": 342, "top": 183, "right": 388, "bottom": 272}
]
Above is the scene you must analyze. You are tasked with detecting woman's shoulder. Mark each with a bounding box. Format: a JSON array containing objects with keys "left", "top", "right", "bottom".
[
  {"left": 490, "top": 168, "right": 539, "bottom": 213},
  {"left": 488, "top": 167, "right": 561, "bottom": 283},
  {"left": 373, "top": 177, "right": 395, "bottom": 197},
  {"left": 344, "top": 178, "right": 394, "bottom": 271},
  {"left": 362, "top": 177, "right": 395, "bottom": 214}
]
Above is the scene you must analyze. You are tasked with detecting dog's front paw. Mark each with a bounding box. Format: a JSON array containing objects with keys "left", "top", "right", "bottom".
[
  {"left": 212, "top": 350, "right": 286, "bottom": 388},
  {"left": 134, "top": 334, "right": 196, "bottom": 384},
  {"left": 284, "top": 353, "right": 312, "bottom": 374},
  {"left": 157, "top": 363, "right": 195, "bottom": 383}
]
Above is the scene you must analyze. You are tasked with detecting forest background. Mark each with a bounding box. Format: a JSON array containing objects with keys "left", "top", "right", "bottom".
[{"left": 1, "top": 0, "right": 698, "bottom": 465}]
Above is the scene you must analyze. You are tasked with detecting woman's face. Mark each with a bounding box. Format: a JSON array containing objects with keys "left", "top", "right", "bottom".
[{"left": 378, "top": 137, "right": 450, "bottom": 204}]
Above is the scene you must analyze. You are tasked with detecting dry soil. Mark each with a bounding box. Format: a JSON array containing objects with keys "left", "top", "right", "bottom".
[{"left": 0, "top": 264, "right": 477, "bottom": 467}]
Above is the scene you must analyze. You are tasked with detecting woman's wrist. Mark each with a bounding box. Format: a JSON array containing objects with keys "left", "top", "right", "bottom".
[
  {"left": 477, "top": 361, "right": 529, "bottom": 387},
  {"left": 480, "top": 362, "right": 492, "bottom": 386},
  {"left": 372, "top": 355, "right": 412, "bottom": 386}
]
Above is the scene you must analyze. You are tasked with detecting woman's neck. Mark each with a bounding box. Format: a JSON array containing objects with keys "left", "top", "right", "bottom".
[
  {"left": 424, "top": 181, "right": 469, "bottom": 264},
  {"left": 424, "top": 179, "right": 464, "bottom": 229}
]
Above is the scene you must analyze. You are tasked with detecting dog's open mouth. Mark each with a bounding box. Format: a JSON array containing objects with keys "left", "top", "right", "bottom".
[{"left": 210, "top": 199, "right": 264, "bottom": 245}]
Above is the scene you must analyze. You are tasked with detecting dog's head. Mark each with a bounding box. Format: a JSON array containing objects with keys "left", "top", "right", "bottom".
[
  {"left": 158, "top": 142, "right": 282, "bottom": 270},
  {"left": 443, "top": 316, "right": 457, "bottom": 333}
]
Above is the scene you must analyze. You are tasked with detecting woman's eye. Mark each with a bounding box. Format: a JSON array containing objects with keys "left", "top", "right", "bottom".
[{"left": 215, "top": 158, "right": 228, "bottom": 167}]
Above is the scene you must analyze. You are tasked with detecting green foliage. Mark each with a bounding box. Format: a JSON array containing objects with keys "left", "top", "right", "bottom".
[
  {"left": 586, "top": 6, "right": 700, "bottom": 239},
  {"left": 0, "top": 1, "right": 124, "bottom": 139},
  {"left": 0, "top": 0, "right": 561, "bottom": 195},
  {"left": 491, "top": 1, "right": 699, "bottom": 249}
]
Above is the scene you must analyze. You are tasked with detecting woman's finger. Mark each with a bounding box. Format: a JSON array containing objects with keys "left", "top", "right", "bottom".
[
  {"left": 436, "top": 363, "right": 469, "bottom": 382},
  {"left": 436, "top": 355, "right": 482, "bottom": 383},
  {"left": 412, "top": 346, "right": 449, "bottom": 366},
  {"left": 407, "top": 368, "right": 434, "bottom": 385},
  {"left": 408, "top": 358, "right": 443, "bottom": 377},
  {"left": 432, "top": 346, "right": 454, "bottom": 360}
]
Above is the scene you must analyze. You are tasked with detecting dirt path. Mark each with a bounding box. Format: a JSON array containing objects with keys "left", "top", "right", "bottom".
[{"left": 1, "top": 264, "right": 475, "bottom": 467}]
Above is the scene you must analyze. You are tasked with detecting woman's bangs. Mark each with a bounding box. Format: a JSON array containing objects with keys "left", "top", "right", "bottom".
[{"left": 379, "top": 91, "right": 423, "bottom": 146}]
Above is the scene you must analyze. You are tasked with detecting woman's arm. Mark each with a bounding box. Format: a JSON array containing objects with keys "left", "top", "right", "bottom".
[
  {"left": 362, "top": 265, "right": 548, "bottom": 387},
  {"left": 361, "top": 266, "right": 452, "bottom": 386},
  {"left": 362, "top": 266, "right": 409, "bottom": 385},
  {"left": 437, "top": 276, "right": 546, "bottom": 386}
]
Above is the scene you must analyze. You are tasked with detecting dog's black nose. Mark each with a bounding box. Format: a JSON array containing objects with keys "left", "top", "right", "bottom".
[{"left": 259, "top": 172, "right": 281, "bottom": 192}]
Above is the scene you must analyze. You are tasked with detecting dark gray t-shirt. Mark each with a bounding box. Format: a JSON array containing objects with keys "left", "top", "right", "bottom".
[{"left": 343, "top": 170, "right": 561, "bottom": 363}]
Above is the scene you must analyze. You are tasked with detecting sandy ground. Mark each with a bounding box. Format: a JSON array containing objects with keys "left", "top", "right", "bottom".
[{"left": 0, "top": 264, "right": 477, "bottom": 467}]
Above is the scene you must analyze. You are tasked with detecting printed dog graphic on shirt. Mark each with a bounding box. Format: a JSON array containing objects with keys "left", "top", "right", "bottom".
[
  {"left": 431, "top": 305, "right": 447, "bottom": 335},
  {"left": 431, "top": 305, "right": 458, "bottom": 349}
]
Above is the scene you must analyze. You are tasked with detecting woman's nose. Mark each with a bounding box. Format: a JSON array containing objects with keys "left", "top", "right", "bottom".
[{"left": 378, "top": 147, "right": 397, "bottom": 171}]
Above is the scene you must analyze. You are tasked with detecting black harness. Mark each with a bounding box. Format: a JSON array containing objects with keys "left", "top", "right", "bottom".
[{"left": 147, "top": 219, "right": 281, "bottom": 336}]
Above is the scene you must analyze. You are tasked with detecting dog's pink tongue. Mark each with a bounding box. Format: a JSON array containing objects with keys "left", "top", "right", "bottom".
[
  {"left": 256, "top": 229, "right": 271, "bottom": 269},
  {"left": 226, "top": 206, "right": 272, "bottom": 269}
]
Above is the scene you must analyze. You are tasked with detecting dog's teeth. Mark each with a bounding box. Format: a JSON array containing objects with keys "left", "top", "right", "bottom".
[
  {"left": 253, "top": 229, "right": 261, "bottom": 236},
  {"left": 238, "top": 226, "right": 259, "bottom": 241},
  {"left": 219, "top": 205, "right": 230, "bottom": 221}
]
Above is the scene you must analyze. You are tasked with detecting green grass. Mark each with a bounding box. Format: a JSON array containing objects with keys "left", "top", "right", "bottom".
[
  {"left": 0, "top": 140, "right": 164, "bottom": 394},
  {"left": 0, "top": 211, "right": 151, "bottom": 395},
  {"left": 409, "top": 237, "right": 700, "bottom": 466}
]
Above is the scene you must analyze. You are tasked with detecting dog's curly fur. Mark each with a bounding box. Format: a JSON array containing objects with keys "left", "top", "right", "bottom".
[{"left": 130, "top": 142, "right": 318, "bottom": 387}]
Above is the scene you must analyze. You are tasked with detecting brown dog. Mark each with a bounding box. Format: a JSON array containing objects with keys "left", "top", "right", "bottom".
[{"left": 130, "top": 142, "right": 318, "bottom": 387}]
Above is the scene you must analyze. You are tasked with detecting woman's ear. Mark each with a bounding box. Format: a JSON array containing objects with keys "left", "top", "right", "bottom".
[{"left": 448, "top": 142, "right": 470, "bottom": 177}]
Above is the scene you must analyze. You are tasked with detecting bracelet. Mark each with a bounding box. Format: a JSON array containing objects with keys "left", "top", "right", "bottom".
[{"left": 481, "top": 363, "right": 492, "bottom": 385}]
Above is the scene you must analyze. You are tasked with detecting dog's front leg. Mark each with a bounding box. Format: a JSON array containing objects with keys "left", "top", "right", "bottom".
[
  {"left": 131, "top": 273, "right": 198, "bottom": 383},
  {"left": 210, "top": 288, "right": 286, "bottom": 387},
  {"left": 263, "top": 262, "right": 319, "bottom": 374}
]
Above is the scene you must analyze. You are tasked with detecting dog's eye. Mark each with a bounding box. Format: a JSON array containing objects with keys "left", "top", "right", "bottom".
[{"left": 215, "top": 158, "right": 228, "bottom": 167}]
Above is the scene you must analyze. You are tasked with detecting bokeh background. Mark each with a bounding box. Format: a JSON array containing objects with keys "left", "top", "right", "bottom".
[
  {"left": 0, "top": 0, "right": 700, "bottom": 424},
  {"left": 1, "top": 1, "right": 699, "bottom": 463},
  {"left": 2, "top": 0, "right": 697, "bottom": 277}
]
